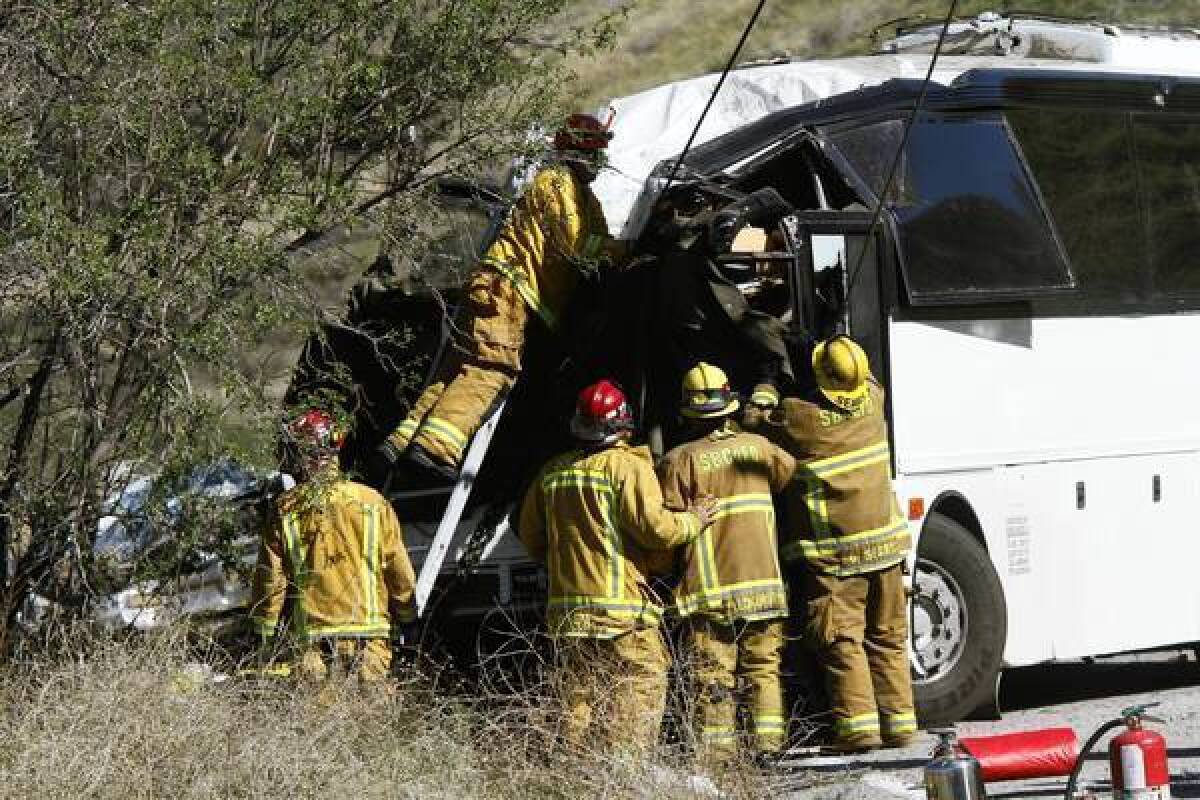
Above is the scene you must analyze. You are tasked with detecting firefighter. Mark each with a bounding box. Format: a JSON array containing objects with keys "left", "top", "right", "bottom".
[
  {"left": 379, "top": 113, "right": 624, "bottom": 478},
  {"left": 748, "top": 336, "right": 915, "bottom": 752},
  {"left": 657, "top": 363, "right": 796, "bottom": 764},
  {"left": 518, "top": 379, "right": 716, "bottom": 754},
  {"left": 250, "top": 409, "right": 417, "bottom": 683}
]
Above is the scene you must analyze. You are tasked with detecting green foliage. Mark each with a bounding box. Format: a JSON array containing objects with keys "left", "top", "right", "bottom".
[{"left": 0, "top": 0, "right": 615, "bottom": 647}]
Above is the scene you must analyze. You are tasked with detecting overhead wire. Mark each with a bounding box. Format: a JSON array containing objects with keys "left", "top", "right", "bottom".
[
  {"left": 661, "top": 0, "right": 769, "bottom": 194},
  {"left": 845, "top": 0, "right": 961, "bottom": 295},
  {"left": 635, "top": 0, "right": 768, "bottom": 457}
]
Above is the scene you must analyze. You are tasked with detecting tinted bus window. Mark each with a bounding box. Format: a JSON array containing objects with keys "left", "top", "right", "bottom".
[
  {"left": 827, "top": 114, "right": 1073, "bottom": 303},
  {"left": 1011, "top": 110, "right": 1200, "bottom": 306},
  {"left": 824, "top": 118, "right": 909, "bottom": 203},
  {"left": 1132, "top": 116, "right": 1200, "bottom": 297},
  {"left": 1008, "top": 109, "right": 1145, "bottom": 303}
]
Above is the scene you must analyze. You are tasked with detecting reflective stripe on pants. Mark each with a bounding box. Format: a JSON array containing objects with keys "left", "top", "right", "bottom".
[
  {"left": 398, "top": 362, "right": 515, "bottom": 466},
  {"left": 686, "top": 617, "right": 786, "bottom": 758},
  {"left": 802, "top": 564, "right": 914, "bottom": 748},
  {"left": 388, "top": 269, "right": 526, "bottom": 467}
]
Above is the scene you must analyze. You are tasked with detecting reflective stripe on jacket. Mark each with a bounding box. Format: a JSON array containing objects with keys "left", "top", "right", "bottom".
[
  {"left": 249, "top": 478, "right": 417, "bottom": 640},
  {"left": 659, "top": 427, "right": 796, "bottom": 622},
  {"left": 519, "top": 442, "right": 702, "bottom": 638},
  {"left": 480, "top": 162, "right": 614, "bottom": 329},
  {"left": 749, "top": 381, "right": 911, "bottom": 577}
]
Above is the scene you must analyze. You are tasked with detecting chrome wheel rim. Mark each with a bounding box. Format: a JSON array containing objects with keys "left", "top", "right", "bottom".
[{"left": 910, "top": 557, "right": 968, "bottom": 684}]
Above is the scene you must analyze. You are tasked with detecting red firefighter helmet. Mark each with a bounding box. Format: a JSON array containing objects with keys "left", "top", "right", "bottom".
[
  {"left": 287, "top": 409, "right": 345, "bottom": 452},
  {"left": 570, "top": 379, "right": 634, "bottom": 444},
  {"left": 553, "top": 112, "right": 614, "bottom": 151}
]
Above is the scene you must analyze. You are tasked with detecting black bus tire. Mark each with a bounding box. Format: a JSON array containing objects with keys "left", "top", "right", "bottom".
[{"left": 912, "top": 512, "right": 1007, "bottom": 726}]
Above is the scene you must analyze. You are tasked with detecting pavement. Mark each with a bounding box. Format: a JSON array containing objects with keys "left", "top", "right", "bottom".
[{"left": 769, "top": 655, "right": 1200, "bottom": 799}]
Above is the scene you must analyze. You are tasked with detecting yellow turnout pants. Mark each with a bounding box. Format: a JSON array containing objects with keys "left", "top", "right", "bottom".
[
  {"left": 295, "top": 637, "right": 393, "bottom": 683},
  {"left": 390, "top": 269, "right": 527, "bottom": 467},
  {"left": 686, "top": 617, "right": 786, "bottom": 759},
  {"left": 554, "top": 626, "right": 670, "bottom": 755},
  {"left": 802, "top": 564, "right": 916, "bottom": 748}
]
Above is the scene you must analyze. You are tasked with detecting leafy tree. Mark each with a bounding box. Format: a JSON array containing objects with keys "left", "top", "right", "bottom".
[{"left": 0, "top": 0, "right": 616, "bottom": 652}]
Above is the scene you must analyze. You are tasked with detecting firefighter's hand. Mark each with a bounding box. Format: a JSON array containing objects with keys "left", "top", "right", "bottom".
[
  {"left": 748, "top": 383, "right": 780, "bottom": 410},
  {"left": 690, "top": 492, "right": 719, "bottom": 530}
]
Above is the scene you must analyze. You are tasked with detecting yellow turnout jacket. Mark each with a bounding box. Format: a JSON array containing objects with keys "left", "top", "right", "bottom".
[
  {"left": 519, "top": 442, "right": 703, "bottom": 638},
  {"left": 658, "top": 426, "right": 796, "bottom": 622},
  {"left": 480, "top": 162, "right": 616, "bottom": 329},
  {"left": 749, "top": 381, "right": 911, "bottom": 577},
  {"left": 250, "top": 477, "right": 417, "bottom": 640}
]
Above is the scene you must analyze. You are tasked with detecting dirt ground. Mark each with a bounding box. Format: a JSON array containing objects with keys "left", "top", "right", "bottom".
[{"left": 771, "top": 655, "right": 1200, "bottom": 799}]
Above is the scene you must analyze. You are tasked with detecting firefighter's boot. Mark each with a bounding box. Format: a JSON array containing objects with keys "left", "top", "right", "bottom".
[
  {"left": 742, "top": 620, "right": 787, "bottom": 756},
  {"left": 867, "top": 566, "right": 917, "bottom": 747},
  {"left": 382, "top": 269, "right": 526, "bottom": 474},
  {"left": 688, "top": 619, "right": 740, "bottom": 764},
  {"left": 803, "top": 570, "right": 883, "bottom": 752}
]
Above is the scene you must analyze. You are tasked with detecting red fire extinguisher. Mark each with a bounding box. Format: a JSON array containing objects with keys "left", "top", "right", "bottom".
[
  {"left": 1064, "top": 703, "right": 1171, "bottom": 800},
  {"left": 1109, "top": 704, "right": 1170, "bottom": 799}
]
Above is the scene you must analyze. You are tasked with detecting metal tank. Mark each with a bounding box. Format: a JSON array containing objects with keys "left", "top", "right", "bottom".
[{"left": 925, "top": 727, "right": 988, "bottom": 800}]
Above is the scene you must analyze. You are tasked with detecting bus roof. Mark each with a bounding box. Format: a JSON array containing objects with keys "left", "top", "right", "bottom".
[
  {"left": 683, "top": 68, "right": 1200, "bottom": 178},
  {"left": 593, "top": 14, "right": 1200, "bottom": 237}
]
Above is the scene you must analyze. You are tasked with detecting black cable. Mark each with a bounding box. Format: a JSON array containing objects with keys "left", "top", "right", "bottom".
[
  {"left": 1063, "top": 718, "right": 1124, "bottom": 800},
  {"left": 845, "top": 0, "right": 960, "bottom": 296},
  {"left": 661, "top": 0, "right": 769, "bottom": 193}
]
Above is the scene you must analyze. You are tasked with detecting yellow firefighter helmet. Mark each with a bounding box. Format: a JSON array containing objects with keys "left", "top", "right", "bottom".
[
  {"left": 681, "top": 362, "right": 740, "bottom": 419},
  {"left": 812, "top": 336, "right": 871, "bottom": 412}
]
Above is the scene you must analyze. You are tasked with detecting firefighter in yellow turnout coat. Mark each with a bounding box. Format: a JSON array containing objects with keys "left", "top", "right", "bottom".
[
  {"left": 749, "top": 337, "right": 915, "bottom": 751},
  {"left": 251, "top": 410, "right": 417, "bottom": 682},
  {"left": 383, "top": 114, "right": 623, "bottom": 476},
  {"left": 658, "top": 363, "right": 797, "bottom": 761},
  {"left": 519, "top": 380, "right": 715, "bottom": 753}
]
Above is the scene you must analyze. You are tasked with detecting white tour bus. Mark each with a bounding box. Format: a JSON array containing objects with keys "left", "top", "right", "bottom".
[
  {"left": 87, "top": 13, "right": 1200, "bottom": 727},
  {"left": 276, "top": 11, "right": 1200, "bottom": 726}
]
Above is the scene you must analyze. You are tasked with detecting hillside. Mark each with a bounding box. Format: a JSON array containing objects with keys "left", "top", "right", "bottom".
[{"left": 570, "top": 0, "right": 1199, "bottom": 107}]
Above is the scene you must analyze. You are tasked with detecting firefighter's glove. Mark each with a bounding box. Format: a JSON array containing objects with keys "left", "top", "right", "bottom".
[
  {"left": 691, "top": 492, "right": 719, "bottom": 531},
  {"left": 748, "top": 383, "right": 780, "bottom": 410}
]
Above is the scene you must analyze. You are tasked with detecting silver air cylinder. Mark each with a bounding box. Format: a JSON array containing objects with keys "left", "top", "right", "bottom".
[{"left": 925, "top": 727, "right": 988, "bottom": 800}]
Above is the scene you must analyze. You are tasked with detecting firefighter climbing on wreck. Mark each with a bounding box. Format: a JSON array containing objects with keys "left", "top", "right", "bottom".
[
  {"left": 250, "top": 409, "right": 418, "bottom": 683},
  {"left": 518, "top": 379, "right": 717, "bottom": 753},
  {"left": 747, "top": 336, "right": 916, "bottom": 753},
  {"left": 657, "top": 362, "right": 797, "bottom": 764},
  {"left": 377, "top": 113, "right": 626, "bottom": 479}
]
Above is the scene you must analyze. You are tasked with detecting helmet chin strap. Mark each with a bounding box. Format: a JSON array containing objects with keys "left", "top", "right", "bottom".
[{"left": 559, "top": 154, "right": 600, "bottom": 183}]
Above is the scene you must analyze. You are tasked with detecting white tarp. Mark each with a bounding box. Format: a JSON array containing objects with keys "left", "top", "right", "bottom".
[
  {"left": 593, "top": 55, "right": 971, "bottom": 237},
  {"left": 594, "top": 40, "right": 1200, "bottom": 238}
]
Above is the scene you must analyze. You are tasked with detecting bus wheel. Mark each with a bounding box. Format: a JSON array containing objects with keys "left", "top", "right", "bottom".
[{"left": 911, "top": 512, "right": 1007, "bottom": 726}]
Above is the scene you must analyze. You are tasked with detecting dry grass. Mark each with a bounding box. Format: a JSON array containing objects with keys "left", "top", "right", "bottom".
[{"left": 0, "top": 627, "right": 777, "bottom": 799}]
